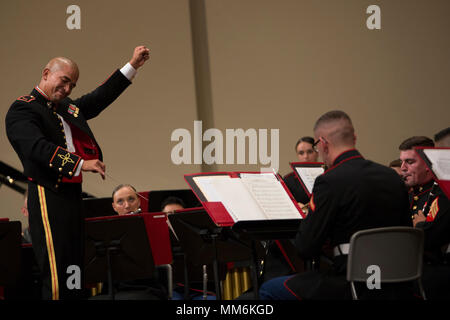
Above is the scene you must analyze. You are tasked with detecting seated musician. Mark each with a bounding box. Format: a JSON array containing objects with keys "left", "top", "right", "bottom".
[
  {"left": 111, "top": 184, "right": 141, "bottom": 215},
  {"left": 283, "top": 136, "right": 320, "bottom": 207},
  {"left": 259, "top": 110, "right": 412, "bottom": 300},
  {"left": 295, "top": 136, "right": 320, "bottom": 163},
  {"left": 399, "top": 135, "right": 450, "bottom": 299},
  {"left": 90, "top": 184, "right": 166, "bottom": 300},
  {"left": 161, "top": 196, "right": 185, "bottom": 215}
]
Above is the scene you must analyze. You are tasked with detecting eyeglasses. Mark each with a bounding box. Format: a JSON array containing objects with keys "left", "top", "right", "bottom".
[
  {"left": 312, "top": 138, "right": 320, "bottom": 151},
  {"left": 312, "top": 137, "right": 328, "bottom": 151}
]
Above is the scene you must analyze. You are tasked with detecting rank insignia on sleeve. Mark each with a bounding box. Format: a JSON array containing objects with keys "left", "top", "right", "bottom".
[
  {"left": 17, "top": 95, "right": 36, "bottom": 103},
  {"left": 426, "top": 197, "right": 440, "bottom": 222}
]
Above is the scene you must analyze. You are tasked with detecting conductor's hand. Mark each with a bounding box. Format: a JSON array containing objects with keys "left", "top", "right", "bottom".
[
  {"left": 129, "top": 45, "right": 150, "bottom": 69},
  {"left": 82, "top": 159, "right": 106, "bottom": 180}
]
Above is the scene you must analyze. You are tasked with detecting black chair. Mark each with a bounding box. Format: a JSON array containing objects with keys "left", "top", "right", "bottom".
[{"left": 346, "top": 226, "right": 426, "bottom": 300}]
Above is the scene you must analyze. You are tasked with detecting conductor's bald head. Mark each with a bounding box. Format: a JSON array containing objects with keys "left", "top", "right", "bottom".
[
  {"left": 45, "top": 57, "right": 79, "bottom": 75},
  {"left": 313, "top": 110, "right": 356, "bottom": 166},
  {"left": 38, "top": 57, "right": 79, "bottom": 102}
]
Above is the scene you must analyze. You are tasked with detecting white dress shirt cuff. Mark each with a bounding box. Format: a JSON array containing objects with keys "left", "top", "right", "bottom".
[
  {"left": 120, "top": 62, "right": 137, "bottom": 81},
  {"left": 75, "top": 159, "right": 84, "bottom": 177}
]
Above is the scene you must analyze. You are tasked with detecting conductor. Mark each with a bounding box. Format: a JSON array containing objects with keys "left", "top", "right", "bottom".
[{"left": 5, "top": 46, "right": 150, "bottom": 299}]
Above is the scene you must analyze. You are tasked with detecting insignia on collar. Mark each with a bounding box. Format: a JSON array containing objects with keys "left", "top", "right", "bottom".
[
  {"left": 17, "top": 95, "right": 36, "bottom": 103},
  {"left": 68, "top": 104, "right": 79, "bottom": 118}
]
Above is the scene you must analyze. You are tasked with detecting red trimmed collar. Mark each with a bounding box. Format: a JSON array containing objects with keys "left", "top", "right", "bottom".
[
  {"left": 410, "top": 180, "right": 434, "bottom": 196},
  {"left": 34, "top": 86, "right": 50, "bottom": 100},
  {"left": 325, "top": 149, "right": 363, "bottom": 174}
]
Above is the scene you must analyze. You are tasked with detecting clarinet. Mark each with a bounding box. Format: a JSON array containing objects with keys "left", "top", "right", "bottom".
[{"left": 422, "top": 182, "right": 438, "bottom": 216}]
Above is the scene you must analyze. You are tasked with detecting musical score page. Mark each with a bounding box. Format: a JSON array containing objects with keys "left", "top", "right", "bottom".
[
  {"left": 193, "top": 175, "right": 266, "bottom": 222},
  {"left": 193, "top": 173, "right": 302, "bottom": 222},
  {"left": 294, "top": 167, "right": 324, "bottom": 194},
  {"left": 423, "top": 149, "right": 450, "bottom": 180},
  {"left": 240, "top": 173, "right": 302, "bottom": 220}
]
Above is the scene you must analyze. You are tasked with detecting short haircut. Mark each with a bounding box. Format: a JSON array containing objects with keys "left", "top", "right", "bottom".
[
  {"left": 294, "top": 136, "right": 315, "bottom": 151},
  {"left": 161, "top": 196, "right": 186, "bottom": 211},
  {"left": 434, "top": 127, "right": 450, "bottom": 143},
  {"left": 112, "top": 184, "right": 137, "bottom": 199},
  {"left": 398, "top": 136, "right": 434, "bottom": 150},
  {"left": 313, "top": 110, "right": 354, "bottom": 145},
  {"left": 389, "top": 159, "right": 402, "bottom": 168},
  {"left": 46, "top": 57, "right": 78, "bottom": 73}
]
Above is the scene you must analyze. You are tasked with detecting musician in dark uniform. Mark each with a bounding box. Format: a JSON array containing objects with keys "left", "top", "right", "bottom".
[
  {"left": 400, "top": 136, "right": 450, "bottom": 299},
  {"left": 283, "top": 136, "right": 319, "bottom": 205},
  {"left": 5, "top": 46, "right": 150, "bottom": 300},
  {"left": 259, "top": 110, "right": 411, "bottom": 300},
  {"left": 399, "top": 136, "right": 435, "bottom": 217}
]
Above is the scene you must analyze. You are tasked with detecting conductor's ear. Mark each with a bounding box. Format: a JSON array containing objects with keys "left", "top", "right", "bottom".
[{"left": 42, "top": 68, "right": 50, "bottom": 81}]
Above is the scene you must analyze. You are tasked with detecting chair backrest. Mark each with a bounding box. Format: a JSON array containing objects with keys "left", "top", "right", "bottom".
[{"left": 346, "top": 227, "right": 424, "bottom": 283}]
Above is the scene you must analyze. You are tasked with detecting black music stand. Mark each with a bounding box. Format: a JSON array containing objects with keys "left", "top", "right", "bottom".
[
  {"left": 82, "top": 197, "right": 117, "bottom": 218},
  {"left": 232, "top": 219, "right": 301, "bottom": 240},
  {"left": 146, "top": 189, "right": 201, "bottom": 212},
  {"left": 0, "top": 221, "right": 22, "bottom": 288},
  {"left": 168, "top": 208, "right": 264, "bottom": 300},
  {"left": 84, "top": 215, "right": 155, "bottom": 300},
  {"left": 231, "top": 219, "right": 303, "bottom": 298}
]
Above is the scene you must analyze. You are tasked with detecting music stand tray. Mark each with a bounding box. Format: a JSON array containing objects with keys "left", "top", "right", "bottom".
[{"left": 84, "top": 214, "right": 156, "bottom": 299}]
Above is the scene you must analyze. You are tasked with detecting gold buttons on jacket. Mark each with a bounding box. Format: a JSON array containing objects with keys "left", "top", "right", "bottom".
[{"left": 414, "top": 196, "right": 419, "bottom": 201}]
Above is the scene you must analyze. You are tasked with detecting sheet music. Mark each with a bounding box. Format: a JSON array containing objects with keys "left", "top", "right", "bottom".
[
  {"left": 193, "top": 175, "right": 266, "bottom": 222},
  {"left": 213, "top": 178, "right": 267, "bottom": 221},
  {"left": 295, "top": 167, "right": 324, "bottom": 194},
  {"left": 193, "top": 175, "right": 229, "bottom": 202},
  {"left": 423, "top": 149, "right": 450, "bottom": 180},
  {"left": 193, "top": 173, "right": 302, "bottom": 222},
  {"left": 240, "top": 173, "right": 301, "bottom": 220}
]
